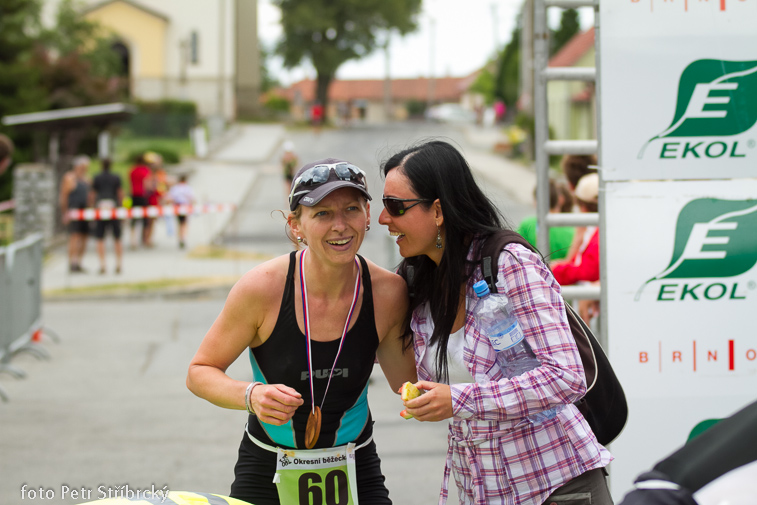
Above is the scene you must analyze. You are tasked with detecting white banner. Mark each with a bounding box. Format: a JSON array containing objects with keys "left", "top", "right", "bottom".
[
  {"left": 600, "top": 0, "right": 757, "bottom": 181},
  {"left": 605, "top": 179, "right": 757, "bottom": 499}
]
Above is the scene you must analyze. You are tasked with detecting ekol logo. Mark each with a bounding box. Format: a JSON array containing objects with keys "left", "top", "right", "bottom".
[
  {"left": 636, "top": 198, "right": 757, "bottom": 301},
  {"left": 638, "top": 59, "right": 757, "bottom": 159}
]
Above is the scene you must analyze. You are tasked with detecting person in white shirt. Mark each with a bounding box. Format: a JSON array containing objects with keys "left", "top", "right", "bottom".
[{"left": 166, "top": 174, "right": 195, "bottom": 249}]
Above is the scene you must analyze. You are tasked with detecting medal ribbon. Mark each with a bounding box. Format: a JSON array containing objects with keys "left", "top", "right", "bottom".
[{"left": 299, "top": 249, "right": 361, "bottom": 415}]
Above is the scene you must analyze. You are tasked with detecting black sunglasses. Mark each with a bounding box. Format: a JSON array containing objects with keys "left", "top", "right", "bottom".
[
  {"left": 289, "top": 162, "right": 366, "bottom": 206},
  {"left": 382, "top": 197, "right": 432, "bottom": 217}
]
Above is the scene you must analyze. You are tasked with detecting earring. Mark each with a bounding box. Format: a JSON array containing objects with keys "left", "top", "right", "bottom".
[
  {"left": 436, "top": 225, "right": 443, "bottom": 249},
  {"left": 365, "top": 224, "right": 371, "bottom": 231},
  {"left": 297, "top": 236, "right": 303, "bottom": 243}
]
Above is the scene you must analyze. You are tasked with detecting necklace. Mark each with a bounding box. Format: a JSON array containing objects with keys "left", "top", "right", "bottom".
[{"left": 299, "top": 249, "right": 361, "bottom": 449}]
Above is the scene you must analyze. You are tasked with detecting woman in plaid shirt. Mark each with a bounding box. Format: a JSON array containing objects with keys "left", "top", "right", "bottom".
[{"left": 378, "top": 141, "right": 613, "bottom": 505}]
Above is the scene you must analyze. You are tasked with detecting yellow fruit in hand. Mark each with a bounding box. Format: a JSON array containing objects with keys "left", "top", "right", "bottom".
[
  {"left": 400, "top": 382, "right": 421, "bottom": 420},
  {"left": 400, "top": 382, "right": 421, "bottom": 401}
]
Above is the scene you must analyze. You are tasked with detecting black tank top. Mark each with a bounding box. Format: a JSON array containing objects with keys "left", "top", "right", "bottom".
[
  {"left": 247, "top": 251, "right": 379, "bottom": 449},
  {"left": 68, "top": 179, "right": 89, "bottom": 209}
]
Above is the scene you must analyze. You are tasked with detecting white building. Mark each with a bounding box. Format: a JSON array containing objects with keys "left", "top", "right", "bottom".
[{"left": 42, "top": 0, "right": 260, "bottom": 120}]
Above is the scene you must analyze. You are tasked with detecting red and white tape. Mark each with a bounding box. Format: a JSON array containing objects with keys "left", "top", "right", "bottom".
[{"left": 66, "top": 204, "right": 236, "bottom": 221}]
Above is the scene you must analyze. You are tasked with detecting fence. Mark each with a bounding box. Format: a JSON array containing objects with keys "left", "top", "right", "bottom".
[{"left": 0, "top": 233, "right": 56, "bottom": 402}]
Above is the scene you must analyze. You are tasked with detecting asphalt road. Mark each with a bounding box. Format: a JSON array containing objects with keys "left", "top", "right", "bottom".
[{"left": 0, "top": 122, "right": 530, "bottom": 505}]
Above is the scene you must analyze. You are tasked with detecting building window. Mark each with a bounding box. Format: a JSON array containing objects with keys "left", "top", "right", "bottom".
[{"left": 190, "top": 31, "right": 200, "bottom": 64}]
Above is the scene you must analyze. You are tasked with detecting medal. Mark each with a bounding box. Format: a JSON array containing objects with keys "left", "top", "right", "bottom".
[
  {"left": 305, "top": 406, "right": 322, "bottom": 449},
  {"left": 299, "top": 249, "right": 361, "bottom": 449}
]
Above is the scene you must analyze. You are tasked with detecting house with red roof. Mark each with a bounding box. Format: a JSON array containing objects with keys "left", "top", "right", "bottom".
[
  {"left": 547, "top": 27, "right": 596, "bottom": 140},
  {"left": 278, "top": 74, "right": 477, "bottom": 124}
]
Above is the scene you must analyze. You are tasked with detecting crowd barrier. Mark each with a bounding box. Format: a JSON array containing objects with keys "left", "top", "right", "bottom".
[
  {"left": 0, "top": 233, "right": 57, "bottom": 402},
  {"left": 66, "top": 203, "right": 235, "bottom": 221}
]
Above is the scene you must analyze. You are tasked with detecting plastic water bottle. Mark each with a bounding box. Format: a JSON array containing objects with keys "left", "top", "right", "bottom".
[{"left": 473, "top": 280, "right": 560, "bottom": 423}]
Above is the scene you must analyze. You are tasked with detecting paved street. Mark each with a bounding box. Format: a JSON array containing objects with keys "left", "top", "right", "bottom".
[{"left": 1, "top": 122, "right": 534, "bottom": 504}]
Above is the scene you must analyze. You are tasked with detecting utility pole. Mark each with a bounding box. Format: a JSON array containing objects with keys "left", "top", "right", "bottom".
[
  {"left": 427, "top": 17, "right": 436, "bottom": 110},
  {"left": 519, "top": 0, "right": 535, "bottom": 116},
  {"left": 217, "top": 0, "right": 226, "bottom": 119},
  {"left": 383, "top": 37, "right": 392, "bottom": 122},
  {"left": 491, "top": 3, "right": 500, "bottom": 55}
]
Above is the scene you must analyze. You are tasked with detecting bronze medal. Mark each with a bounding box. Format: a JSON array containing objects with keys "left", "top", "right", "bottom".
[{"left": 305, "top": 406, "right": 322, "bottom": 449}]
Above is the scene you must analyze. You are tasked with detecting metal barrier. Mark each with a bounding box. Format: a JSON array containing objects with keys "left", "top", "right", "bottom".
[{"left": 0, "top": 233, "right": 54, "bottom": 403}]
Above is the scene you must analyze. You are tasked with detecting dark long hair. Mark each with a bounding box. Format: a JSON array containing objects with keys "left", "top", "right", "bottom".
[{"left": 382, "top": 140, "right": 509, "bottom": 383}]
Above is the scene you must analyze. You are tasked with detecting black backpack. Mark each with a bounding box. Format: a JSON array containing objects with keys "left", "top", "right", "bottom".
[{"left": 479, "top": 231, "right": 627, "bottom": 446}]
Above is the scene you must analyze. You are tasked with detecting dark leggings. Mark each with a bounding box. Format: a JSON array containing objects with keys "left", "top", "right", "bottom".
[
  {"left": 543, "top": 468, "right": 614, "bottom": 505},
  {"left": 230, "top": 433, "right": 392, "bottom": 505}
]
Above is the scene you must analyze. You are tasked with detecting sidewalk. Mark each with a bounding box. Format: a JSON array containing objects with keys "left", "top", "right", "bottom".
[{"left": 42, "top": 123, "right": 285, "bottom": 301}]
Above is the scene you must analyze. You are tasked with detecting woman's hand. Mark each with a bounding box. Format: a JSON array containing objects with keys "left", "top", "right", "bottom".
[
  {"left": 250, "top": 384, "right": 304, "bottom": 425},
  {"left": 402, "top": 381, "right": 453, "bottom": 422}
]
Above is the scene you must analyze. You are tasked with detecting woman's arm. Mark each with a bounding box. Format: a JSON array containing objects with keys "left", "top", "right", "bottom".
[
  {"left": 451, "top": 245, "right": 586, "bottom": 423},
  {"left": 371, "top": 264, "right": 418, "bottom": 393},
  {"left": 186, "top": 260, "right": 303, "bottom": 425}
]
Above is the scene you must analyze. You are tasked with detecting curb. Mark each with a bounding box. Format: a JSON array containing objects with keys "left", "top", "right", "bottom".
[{"left": 43, "top": 282, "right": 235, "bottom": 303}]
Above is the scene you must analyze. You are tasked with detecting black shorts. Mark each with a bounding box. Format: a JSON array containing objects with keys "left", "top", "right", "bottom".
[
  {"left": 177, "top": 215, "right": 187, "bottom": 225},
  {"left": 230, "top": 431, "right": 391, "bottom": 505},
  {"left": 68, "top": 219, "right": 90, "bottom": 235},
  {"left": 95, "top": 220, "right": 122, "bottom": 240},
  {"left": 130, "top": 196, "right": 149, "bottom": 228}
]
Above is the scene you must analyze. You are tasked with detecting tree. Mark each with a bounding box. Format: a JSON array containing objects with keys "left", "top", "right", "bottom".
[
  {"left": 0, "top": 0, "right": 48, "bottom": 118},
  {"left": 494, "top": 23, "right": 521, "bottom": 111},
  {"left": 273, "top": 0, "right": 422, "bottom": 121},
  {"left": 0, "top": 0, "right": 48, "bottom": 201},
  {"left": 551, "top": 8, "right": 580, "bottom": 56},
  {"left": 37, "top": 0, "right": 126, "bottom": 109}
]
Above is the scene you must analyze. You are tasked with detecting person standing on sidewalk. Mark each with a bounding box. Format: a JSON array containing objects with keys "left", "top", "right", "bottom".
[
  {"left": 129, "top": 153, "right": 152, "bottom": 248},
  {"left": 59, "top": 155, "right": 92, "bottom": 273},
  {"left": 187, "top": 158, "right": 416, "bottom": 505},
  {"left": 166, "top": 174, "right": 195, "bottom": 249},
  {"left": 378, "top": 141, "right": 612, "bottom": 505},
  {"left": 89, "top": 158, "right": 124, "bottom": 274}
]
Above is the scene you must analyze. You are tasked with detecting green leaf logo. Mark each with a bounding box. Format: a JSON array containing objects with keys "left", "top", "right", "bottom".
[
  {"left": 638, "top": 59, "right": 757, "bottom": 158},
  {"left": 636, "top": 198, "right": 757, "bottom": 300}
]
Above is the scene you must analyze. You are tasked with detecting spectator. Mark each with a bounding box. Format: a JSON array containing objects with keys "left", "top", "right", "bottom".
[
  {"left": 562, "top": 154, "right": 597, "bottom": 193},
  {"left": 129, "top": 154, "right": 152, "bottom": 248},
  {"left": 143, "top": 152, "right": 164, "bottom": 248},
  {"left": 517, "top": 179, "right": 575, "bottom": 260},
  {"left": 90, "top": 158, "right": 124, "bottom": 275},
  {"left": 166, "top": 174, "right": 195, "bottom": 249},
  {"left": 562, "top": 154, "right": 598, "bottom": 261},
  {"left": 59, "top": 155, "right": 92, "bottom": 273},
  {"left": 0, "top": 134, "right": 14, "bottom": 177},
  {"left": 280, "top": 140, "right": 298, "bottom": 195},
  {"left": 552, "top": 173, "right": 600, "bottom": 286}
]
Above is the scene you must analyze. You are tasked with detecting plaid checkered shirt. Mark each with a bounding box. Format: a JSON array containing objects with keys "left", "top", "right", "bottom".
[{"left": 411, "top": 241, "right": 612, "bottom": 505}]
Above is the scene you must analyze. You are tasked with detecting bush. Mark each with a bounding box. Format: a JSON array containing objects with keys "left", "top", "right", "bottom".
[
  {"left": 263, "top": 94, "right": 290, "bottom": 113},
  {"left": 405, "top": 99, "right": 426, "bottom": 118},
  {"left": 126, "top": 145, "right": 181, "bottom": 165},
  {"left": 125, "top": 100, "right": 198, "bottom": 138}
]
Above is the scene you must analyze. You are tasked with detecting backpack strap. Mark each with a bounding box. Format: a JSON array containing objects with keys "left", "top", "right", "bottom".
[{"left": 479, "top": 231, "right": 533, "bottom": 293}]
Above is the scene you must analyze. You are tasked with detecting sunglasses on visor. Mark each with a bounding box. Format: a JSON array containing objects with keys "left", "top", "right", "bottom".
[
  {"left": 382, "top": 197, "right": 432, "bottom": 216},
  {"left": 288, "top": 162, "right": 367, "bottom": 206}
]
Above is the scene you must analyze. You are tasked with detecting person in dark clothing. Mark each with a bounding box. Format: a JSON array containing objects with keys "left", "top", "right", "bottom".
[
  {"left": 60, "top": 155, "right": 91, "bottom": 273},
  {"left": 90, "top": 158, "right": 124, "bottom": 274},
  {"left": 618, "top": 398, "right": 757, "bottom": 505},
  {"left": 187, "top": 159, "right": 417, "bottom": 505}
]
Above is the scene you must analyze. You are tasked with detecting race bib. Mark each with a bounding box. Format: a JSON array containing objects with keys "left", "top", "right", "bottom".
[{"left": 274, "top": 444, "right": 359, "bottom": 505}]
